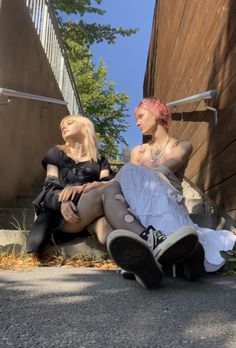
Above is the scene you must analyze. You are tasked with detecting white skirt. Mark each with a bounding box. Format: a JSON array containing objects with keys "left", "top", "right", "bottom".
[{"left": 115, "top": 163, "right": 236, "bottom": 272}]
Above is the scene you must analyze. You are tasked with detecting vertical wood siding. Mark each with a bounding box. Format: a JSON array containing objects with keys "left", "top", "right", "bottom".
[{"left": 144, "top": 0, "right": 236, "bottom": 219}]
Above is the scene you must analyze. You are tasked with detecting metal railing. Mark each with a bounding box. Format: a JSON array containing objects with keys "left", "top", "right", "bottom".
[
  {"left": 0, "top": 87, "right": 67, "bottom": 105},
  {"left": 166, "top": 90, "right": 217, "bottom": 107},
  {"left": 25, "top": 0, "right": 82, "bottom": 114},
  {"left": 167, "top": 89, "right": 218, "bottom": 124}
]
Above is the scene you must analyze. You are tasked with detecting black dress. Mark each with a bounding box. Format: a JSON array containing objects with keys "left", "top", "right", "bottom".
[
  {"left": 26, "top": 146, "right": 111, "bottom": 255},
  {"left": 42, "top": 146, "right": 110, "bottom": 187}
]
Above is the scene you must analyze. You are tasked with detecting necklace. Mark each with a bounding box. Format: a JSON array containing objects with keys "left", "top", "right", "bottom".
[
  {"left": 149, "top": 136, "right": 170, "bottom": 163},
  {"left": 68, "top": 145, "right": 86, "bottom": 164}
]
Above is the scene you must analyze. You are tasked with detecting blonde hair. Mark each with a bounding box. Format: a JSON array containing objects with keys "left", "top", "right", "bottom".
[{"left": 59, "top": 115, "right": 100, "bottom": 162}]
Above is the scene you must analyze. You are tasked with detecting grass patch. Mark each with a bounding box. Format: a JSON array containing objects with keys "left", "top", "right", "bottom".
[
  {"left": 0, "top": 252, "right": 117, "bottom": 270},
  {"left": 0, "top": 252, "right": 39, "bottom": 269}
]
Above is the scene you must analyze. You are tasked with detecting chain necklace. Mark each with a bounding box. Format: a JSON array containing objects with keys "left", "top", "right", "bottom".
[
  {"left": 68, "top": 145, "right": 86, "bottom": 164},
  {"left": 149, "top": 136, "right": 171, "bottom": 163}
]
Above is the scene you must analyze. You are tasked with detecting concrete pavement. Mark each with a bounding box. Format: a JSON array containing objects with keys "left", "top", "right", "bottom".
[{"left": 0, "top": 267, "right": 236, "bottom": 348}]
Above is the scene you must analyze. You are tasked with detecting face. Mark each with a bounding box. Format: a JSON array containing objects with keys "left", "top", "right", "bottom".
[
  {"left": 60, "top": 118, "right": 81, "bottom": 141},
  {"left": 136, "top": 108, "right": 160, "bottom": 135}
]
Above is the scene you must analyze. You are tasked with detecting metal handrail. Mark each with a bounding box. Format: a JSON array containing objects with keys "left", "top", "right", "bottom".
[
  {"left": 167, "top": 89, "right": 218, "bottom": 125},
  {"left": 25, "top": 0, "right": 83, "bottom": 114},
  {"left": 166, "top": 90, "right": 217, "bottom": 108},
  {"left": 0, "top": 87, "right": 67, "bottom": 105}
]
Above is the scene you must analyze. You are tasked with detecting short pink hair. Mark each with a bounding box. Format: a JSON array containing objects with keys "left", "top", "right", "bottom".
[{"left": 134, "top": 97, "right": 171, "bottom": 125}]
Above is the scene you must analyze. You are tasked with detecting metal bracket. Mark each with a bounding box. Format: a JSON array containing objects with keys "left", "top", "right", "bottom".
[
  {"left": 0, "top": 95, "right": 11, "bottom": 105},
  {"left": 205, "top": 105, "right": 218, "bottom": 125}
]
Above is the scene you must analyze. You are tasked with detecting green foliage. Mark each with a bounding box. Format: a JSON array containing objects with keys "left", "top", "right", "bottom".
[
  {"left": 119, "top": 145, "right": 131, "bottom": 163},
  {"left": 51, "top": 0, "right": 138, "bottom": 157},
  {"left": 67, "top": 38, "right": 129, "bottom": 158},
  {"left": 60, "top": 20, "right": 137, "bottom": 48},
  {"left": 52, "top": 0, "right": 105, "bottom": 16},
  {"left": 52, "top": 0, "right": 137, "bottom": 47},
  {"left": 219, "top": 247, "right": 236, "bottom": 275}
]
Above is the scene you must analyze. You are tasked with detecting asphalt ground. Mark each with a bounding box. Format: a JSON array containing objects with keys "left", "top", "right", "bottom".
[{"left": 0, "top": 267, "right": 236, "bottom": 348}]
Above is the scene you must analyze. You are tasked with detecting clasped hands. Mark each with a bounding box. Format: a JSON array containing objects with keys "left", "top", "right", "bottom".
[{"left": 58, "top": 181, "right": 104, "bottom": 223}]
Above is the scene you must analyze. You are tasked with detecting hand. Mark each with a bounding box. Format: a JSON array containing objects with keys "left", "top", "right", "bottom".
[
  {"left": 60, "top": 201, "right": 80, "bottom": 223},
  {"left": 82, "top": 181, "right": 104, "bottom": 193},
  {"left": 58, "top": 185, "right": 84, "bottom": 203}
]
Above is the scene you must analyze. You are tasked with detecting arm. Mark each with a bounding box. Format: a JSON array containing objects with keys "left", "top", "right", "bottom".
[
  {"left": 45, "top": 164, "right": 80, "bottom": 223},
  {"left": 82, "top": 168, "right": 110, "bottom": 193},
  {"left": 46, "top": 164, "right": 59, "bottom": 177},
  {"left": 161, "top": 140, "right": 192, "bottom": 173},
  {"left": 130, "top": 145, "right": 141, "bottom": 164},
  {"left": 100, "top": 169, "right": 110, "bottom": 179}
]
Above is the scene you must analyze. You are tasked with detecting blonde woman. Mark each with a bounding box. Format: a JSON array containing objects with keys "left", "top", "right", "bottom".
[{"left": 26, "top": 114, "right": 198, "bottom": 290}]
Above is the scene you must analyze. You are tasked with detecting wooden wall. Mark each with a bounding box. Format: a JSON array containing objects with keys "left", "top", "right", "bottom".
[{"left": 144, "top": 0, "right": 236, "bottom": 219}]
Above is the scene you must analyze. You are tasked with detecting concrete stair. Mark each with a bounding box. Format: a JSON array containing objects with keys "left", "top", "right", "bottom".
[
  {"left": 182, "top": 179, "right": 235, "bottom": 231},
  {"left": 0, "top": 179, "right": 235, "bottom": 259}
]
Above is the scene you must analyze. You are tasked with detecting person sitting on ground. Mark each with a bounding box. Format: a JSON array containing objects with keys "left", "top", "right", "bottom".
[
  {"left": 26, "top": 114, "right": 199, "bottom": 289},
  {"left": 109, "top": 97, "right": 236, "bottom": 280}
]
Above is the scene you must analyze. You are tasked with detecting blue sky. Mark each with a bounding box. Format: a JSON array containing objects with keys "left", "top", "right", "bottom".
[{"left": 83, "top": 0, "right": 156, "bottom": 149}]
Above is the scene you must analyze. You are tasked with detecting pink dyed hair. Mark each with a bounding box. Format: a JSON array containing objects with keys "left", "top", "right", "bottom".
[{"left": 134, "top": 97, "right": 171, "bottom": 125}]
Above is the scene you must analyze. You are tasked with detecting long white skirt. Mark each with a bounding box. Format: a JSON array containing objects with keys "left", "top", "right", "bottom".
[{"left": 115, "top": 163, "right": 236, "bottom": 272}]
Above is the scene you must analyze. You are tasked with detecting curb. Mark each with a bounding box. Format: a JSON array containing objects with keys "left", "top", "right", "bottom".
[{"left": 0, "top": 230, "right": 108, "bottom": 260}]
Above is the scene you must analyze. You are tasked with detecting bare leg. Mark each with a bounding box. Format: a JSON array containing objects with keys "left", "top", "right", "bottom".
[{"left": 87, "top": 217, "right": 113, "bottom": 245}]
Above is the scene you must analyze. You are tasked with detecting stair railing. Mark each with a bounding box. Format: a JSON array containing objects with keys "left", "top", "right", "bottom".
[
  {"left": 25, "top": 0, "right": 82, "bottom": 114},
  {"left": 167, "top": 89, "right": 218, "bottom": 125},
  {"left": 0, "top": 87, "right": 68, "bottom": 106}
]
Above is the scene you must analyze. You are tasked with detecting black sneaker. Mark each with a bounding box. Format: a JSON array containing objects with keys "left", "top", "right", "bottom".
[
  {"left": 140, "top": 225, "right": 199, "bottom": 267},
  {"left": 107, "top": 229, "right": 163, "bottom": 290},
  {"left": 176, "top": 242, "right": 205, "bottom": 281},
  {"left": 120, "top": 269, "right": 135, "bottom": 280}
]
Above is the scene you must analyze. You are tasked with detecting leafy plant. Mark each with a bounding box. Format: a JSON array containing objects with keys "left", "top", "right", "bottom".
[
  {"left": 220, "top": 247, "right": 236, "bottom": 275},
  {"left": 51, "top": 0, "right": 138, "bottom": 157}
]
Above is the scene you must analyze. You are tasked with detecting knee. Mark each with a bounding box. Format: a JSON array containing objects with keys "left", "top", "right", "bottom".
[
  {"left": 103, "top": 180, "right": 121, "bottom": 196},
  {"left": 119, "top": 163, "right": 137, "bottom": 173}
]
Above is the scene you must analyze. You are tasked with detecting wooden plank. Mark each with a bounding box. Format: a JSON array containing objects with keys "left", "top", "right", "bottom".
[
  {"left": 158, "top": 0, "right": 195, "bottom": 98},
  {"left": 228, "top": 210, "right": 236, "bottom": 220},
  {"left": 153, "top": 0, "right": 187, "bottom": 99},
  {"left": 174, "top": 47, "right": 236, "bottom": 151},
  {"left": 175, "top": 0, "right": 235, "bottom": 106},
  {"left": 165, "top": 0, "right": 218, "bottom": 99},
  {"left": 144, "top": 0, "right": 159, "bottom": 96},
  {"left": 186, "top": 102, "right": 236, "bottom": 179},
  {"left": 206, "top": 174, "right": 236, "bottom": 218},
  {"left": 170, "top": 110, "right": 210, "bottom": 143},
  {"left": 190, "top": 140, "right": 236, "bottom": 190},
  {"left": 165, "top": 0, "right": 227, "bottom": 101},
  {"left": 187, "top": 134, "right": 235, "bottom": 181},
  {"left": 152, "top": 0, "right": 173, "bottom": 88},
  {"left": 217, "top": 66, "right": 236, "bottom": 110}
]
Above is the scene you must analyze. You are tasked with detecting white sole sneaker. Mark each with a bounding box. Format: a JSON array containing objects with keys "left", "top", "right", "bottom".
[
  {"left": 153, "top": 226, "right": 199, "bottom": 267},
  {"left": 107, "top": 229, "right": 163, "bottom": 290}
]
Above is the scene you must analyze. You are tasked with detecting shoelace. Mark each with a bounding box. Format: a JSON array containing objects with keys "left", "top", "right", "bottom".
[
  {"left": 151, "top": 230, "right": 166, "bottom": 249},
  {"left": 140, "top": 225, "right": 166, "bottom": 249}
]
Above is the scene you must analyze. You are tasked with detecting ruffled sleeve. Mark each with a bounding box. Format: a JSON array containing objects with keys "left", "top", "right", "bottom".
[
  {"left": 99, "top": 156, "right": 111, "bottom": 172},
  {"left": 42, "top": 146, "right": 61, "bottom": 170}
]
